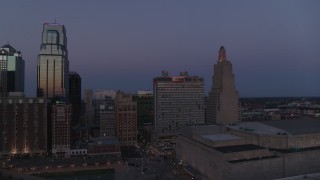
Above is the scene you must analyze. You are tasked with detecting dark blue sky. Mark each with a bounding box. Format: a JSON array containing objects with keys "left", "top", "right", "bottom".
[{"left": 1, "top": 1, "right": 320, "bottom": 97}]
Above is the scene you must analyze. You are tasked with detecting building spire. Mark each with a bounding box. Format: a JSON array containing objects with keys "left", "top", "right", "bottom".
[{"left": 218, "top": 46, "right": 227, "bottom": 62}]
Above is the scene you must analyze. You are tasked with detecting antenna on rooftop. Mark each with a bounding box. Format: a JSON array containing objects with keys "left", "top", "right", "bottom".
[{"left": 54, "top": 17, "right": 57, "bottom": 24}]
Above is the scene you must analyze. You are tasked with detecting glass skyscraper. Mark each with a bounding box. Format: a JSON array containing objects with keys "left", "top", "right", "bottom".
[
  {"left": 0, "top": 44, "right": 25, "bottom": 97},
  {"left": 37, "top": 23, "right": 69, "bottom": 98}
]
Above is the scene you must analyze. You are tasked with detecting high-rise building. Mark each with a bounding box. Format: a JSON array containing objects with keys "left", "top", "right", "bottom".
[
  {"left": 0, "top": 96, "right": 48, "bottom": 156},
  {"left": 51, "top": 97, "right": 71, "bottom": 158},
  {"left": 132, "top": 91, "right": 154, "bottom": 129},
  {"left": 37, "top": 23, "right": 69, "bottom": 98},
  {"left": 69, "top": 71, "right": 81, "bottom": 126},
  {"left": 97, "top": 96, "right": 116, "bottom": 137},
  {"left": 153, "top": 71, "right": 205, "bottom": 136},
  {"left": 115, "top": 91, "right": 137, "bottom": 146},
  {"left": 0, "top": 44, "right": 25, "bottom": 97},
  {"left": 207, "top": 46, "right": 241, "bottom": 125},
  {"left": 83, "top": 89, "right": 95, "bottom": 126}
]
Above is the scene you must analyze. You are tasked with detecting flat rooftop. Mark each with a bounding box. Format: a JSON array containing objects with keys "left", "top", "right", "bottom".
[
  {"left": 229, "top": 119, "right": 320, "bottom": 135},
  {"left": 201, "top": 134, "right": 242, "bottom": 141},
  {"left": 228, "top": 122, "right": 288, "bottom": 135},
  {"left": 261, "top": 119, "right": 320, "bottom": 135},
  {"left": 215, "top": 144, "right": 265, "bottom": 153}
]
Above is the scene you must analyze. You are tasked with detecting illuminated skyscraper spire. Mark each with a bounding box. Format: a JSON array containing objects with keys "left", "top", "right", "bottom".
[{"left": 218, "top": 46, "right": 227, "bottom": 62}]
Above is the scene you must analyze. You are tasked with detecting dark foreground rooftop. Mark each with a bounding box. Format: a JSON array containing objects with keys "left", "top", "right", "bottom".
[
  {"left": 214, "top": 144, "right": 265, "bottom": 153},
  {"left": 262, "top": 119, "right": 320, "bottom": 135}
]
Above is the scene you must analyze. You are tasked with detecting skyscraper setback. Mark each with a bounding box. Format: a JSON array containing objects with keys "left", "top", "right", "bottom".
[
  {"left": 37, "top": 23, "right": 69, "bottom": 98},
  {"left": 207, "top": 46, "right": 241, "bottom": 125}
]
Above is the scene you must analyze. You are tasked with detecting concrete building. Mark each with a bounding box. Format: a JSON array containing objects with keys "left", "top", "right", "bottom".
[
  {"left": 51, "top": 97, "right": 71, "bottom": 158},
  {"left": 97, "top": 96, "right": 116, "bottom": 137},
  {"left": 0, "top": 44, "right": 25, "bottom": 97},
  {"left": 0, "top": 96, "right": 48, "bottom": 156},
  {"left": 37, "top": 23, "right": 69, "bottom": 98},
  {"left": 153, "top": 71, "right": 205, "bottom": 136},
  {"left": 69, "top": 71, "right": 81, "bottom": 126},
  {"left": 176, "top": 119, "right": 320, "bottom": 180},
  {"left": 207, "top": 46, "right": 241, "bottom": 125},
  {"left": 115, "top": 91, "right": 137, "bottom": 146}
]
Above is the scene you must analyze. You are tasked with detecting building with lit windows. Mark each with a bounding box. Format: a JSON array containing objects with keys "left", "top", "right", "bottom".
[
  {"left": 0, "top": 96, "right": 48, "bottom": 156},
  {"left": 51, "top": 97, "right": 71, "bottom": 158},
  {"left": 153, "top": 71, "right": 205, "bottom": 136},
  {"left": 115, "top": 91, "right": 137, "bottom": 146},
  {"left": 37, "top": 23, "right": 69, "bottom": 98},
  {"left": 0, "top": 44, "right": 25, "bottom": 97},
  {"left": 97, "top": 95, "right": 116, "bottom": 137}
]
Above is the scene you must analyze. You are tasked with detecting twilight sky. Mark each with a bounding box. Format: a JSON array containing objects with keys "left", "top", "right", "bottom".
[{"left": 1, "top": 1, "right": 320, "bottom": 97}]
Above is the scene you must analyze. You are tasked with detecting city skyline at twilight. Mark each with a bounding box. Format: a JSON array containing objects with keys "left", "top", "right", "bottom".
[{"left": 1, "top": 1, "right": 320, "bottom": 97}]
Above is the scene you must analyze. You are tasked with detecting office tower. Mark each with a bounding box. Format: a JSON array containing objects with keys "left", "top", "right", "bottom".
[
  {"left": 207, "top": 46, "right": 241, "bottom": 125},
  {"left": 69, "top": 71, "right": 81, "bottom": 126},
  {"left": 153, "top": 71, "right": 205, "bottom": 136},
  {"left": 51, "top": 97, "right": 71, "bottom": 158},
  {"left": 37, "top": 23, "right": 69, "bottom": 98},
  {"left": 97, "top": 96, "right": 116, "bottom": 137},
  {"left": 0, "top": 96, "right": 48, "bottom": 156},
  {"left": 0, "top": 44, "right": 25, "bottom": 97},
  {"left": 94, "top": 90, "right": 116, "bottom": 137},
  {"left": 132, "top": 91, "right": 154, "bottom": 129},
  {"left": 115, "top": 91, "right": 137, "bottom": 146}
]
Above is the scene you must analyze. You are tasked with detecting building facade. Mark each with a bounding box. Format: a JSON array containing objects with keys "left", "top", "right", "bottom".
[
  {"left": 69, "top": 71, "right": 81, "bottom": 126},
  {"left": 207, "top": 46, "right": 241, "bottom": 125},
  {"left": 0, "top": 44, "right": 25, "bottom": 97},
  {"left": 97, "top": 96, "right": 116, "bottom": 137},
  {"left": 115, "top": 91, "right": 137, "bottom": 146},
  {"left": 51, "top": 98, "right": 71, "bottom": 158},
  {"left": 37, "top": 23, "right": 69, "bottom": 98},
  {"left": 0, "top": 96, "right": 48, "bottom": 156},
  {"left": 153, "top": 71, "right": 205, "bottom": 136},
  {"left": 177, "top": 120, "right": 320, "bottom": 180},
  {"left": 83, "top": 89, "right": 95, "bottom": 126},
  {"left": 133, "top": 91, "right": 154, "bottom": 129}
]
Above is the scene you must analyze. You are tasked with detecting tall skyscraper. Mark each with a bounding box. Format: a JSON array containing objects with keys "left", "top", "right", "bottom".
[
  {"left": 69, "top": 71, "right": 81, "bottom": 126},
  {"left": 0, "top": 44, "right": 25, "bottom": 97},
  {"left": 37, "top": 23, "right": 69, "bottom": 98},
  {"left": 154, "top": 71, "right": 205, "bottom": 136},
  {"left": 207, "top": 46, "right": 241, "bottom": 125}
]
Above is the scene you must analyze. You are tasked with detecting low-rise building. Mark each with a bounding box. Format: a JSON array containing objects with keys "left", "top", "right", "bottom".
[
  {"left": 177, "top": 119, "right": 320, "bottom": 180},
  {"left": 87, "top": 136, "right": 121, "bottom": 156}
]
